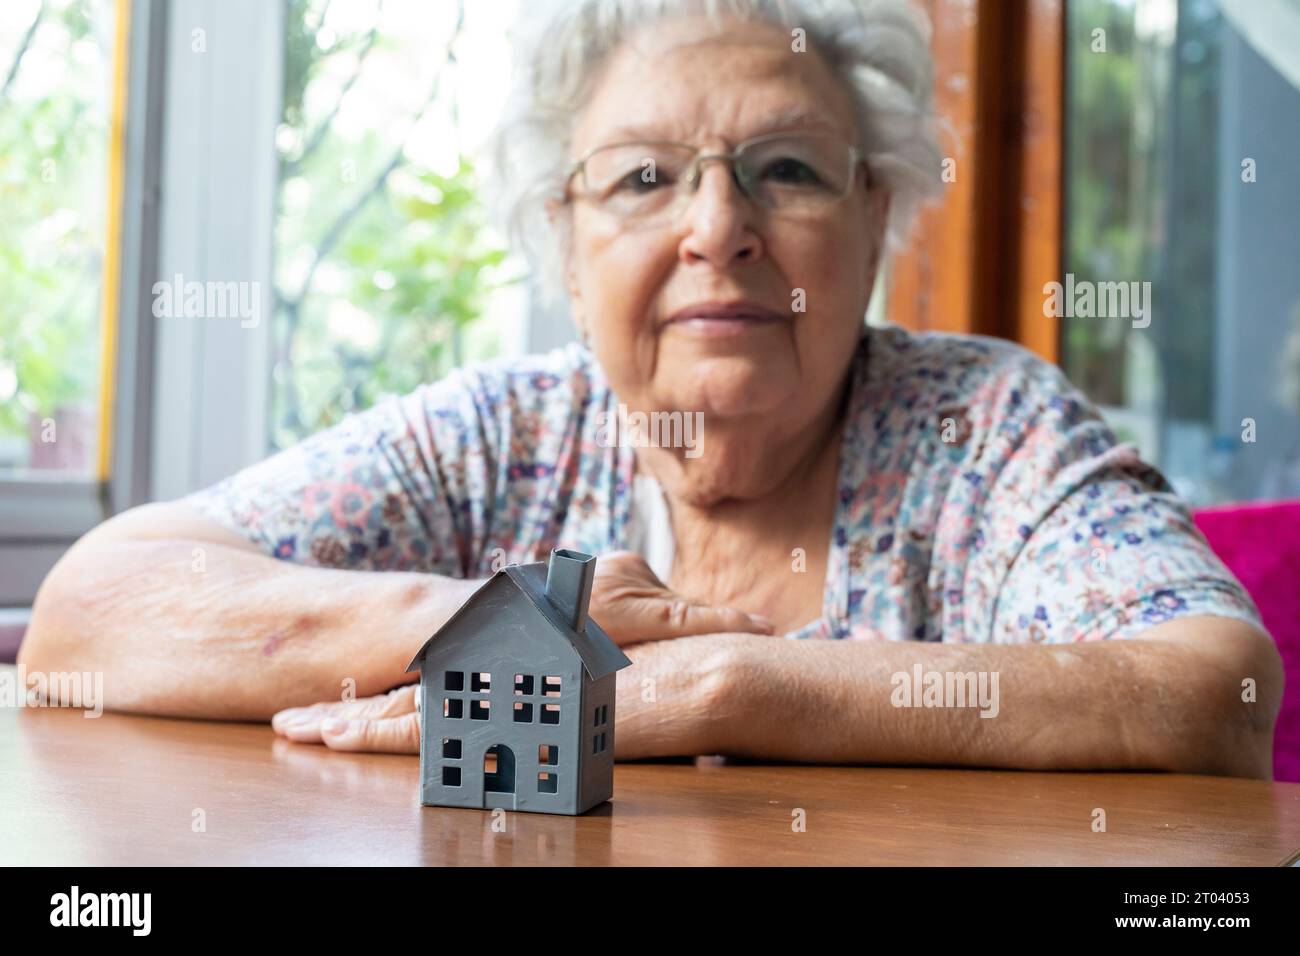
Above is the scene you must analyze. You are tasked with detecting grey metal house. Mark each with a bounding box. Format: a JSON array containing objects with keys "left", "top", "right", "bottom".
[{"left": 406, "top": 549, "right": 632, "bottom": 815}]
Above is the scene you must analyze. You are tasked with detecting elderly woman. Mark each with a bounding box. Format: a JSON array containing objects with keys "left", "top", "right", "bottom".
[{"left": 22, "top": 0, "right": 1281, "bottom": 777}]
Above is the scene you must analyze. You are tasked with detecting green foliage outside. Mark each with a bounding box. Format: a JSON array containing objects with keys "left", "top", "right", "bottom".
[
  {"left": 1064, "top": 0, "right": 1220, "bottom": 418},
  {"left": 271, "top": 0, "right": 513, "bottom": 451},
  {"left": 0, "top": 0, "right": 107, "bottom": 466}
]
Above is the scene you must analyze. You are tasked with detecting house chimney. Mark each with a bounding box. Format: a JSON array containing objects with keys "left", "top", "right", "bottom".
[{"left": 545, "top": 548, "right": 595, "bottom": 633}]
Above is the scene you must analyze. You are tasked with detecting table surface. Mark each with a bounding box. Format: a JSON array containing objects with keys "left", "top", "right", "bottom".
[{"left": 3, "top": 671, "right": 1299, "bottom": 865}]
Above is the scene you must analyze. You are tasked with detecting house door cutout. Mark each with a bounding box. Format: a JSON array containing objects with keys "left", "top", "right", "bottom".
[{"left": 483, "top": 744, "right": 516, "bottom": 796}]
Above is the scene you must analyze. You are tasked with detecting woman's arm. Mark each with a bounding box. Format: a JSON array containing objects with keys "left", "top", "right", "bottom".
[
  {"left": 259, "top": 613, "right": 1281, "bottom": 775},
  {"left": 702, "top": 616, "right": 1282, "bottom": 778},
  {"left": 19, "top": 500, "right": 480, "bottom": 721}
]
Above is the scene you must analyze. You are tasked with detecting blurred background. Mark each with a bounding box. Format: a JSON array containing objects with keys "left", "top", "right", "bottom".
[{"left": 1, "top": 0, "right": 1299, "bottom": 610}]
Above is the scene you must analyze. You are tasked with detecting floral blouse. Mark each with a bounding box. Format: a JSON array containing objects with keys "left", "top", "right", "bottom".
[{"left": 186, "top": 324, "right": 1262, "bottom": 643}]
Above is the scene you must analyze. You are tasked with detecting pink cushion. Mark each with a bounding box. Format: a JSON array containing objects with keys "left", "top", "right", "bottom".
[{"left": 1194, "top": 500, "right": 1300, "bottom": 782}]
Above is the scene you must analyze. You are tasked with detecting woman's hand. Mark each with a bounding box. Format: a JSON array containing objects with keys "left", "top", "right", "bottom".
[
  {"left": 271, "top": 684, "right": 420, "bottom": 753},
  {"left": 589, "top": 550, "right": 773, "bottom": 645},
  {"left": 272, "top": 633, "right": 755, "bottom": 758}
]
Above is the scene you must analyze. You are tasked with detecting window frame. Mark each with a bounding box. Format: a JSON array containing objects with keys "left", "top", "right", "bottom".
[
  {"left": 887, "top": 0, "right": 1064, "bottom": 364},
  {"left": 148, "top": 0, "right": 280, "bottom": 501}
]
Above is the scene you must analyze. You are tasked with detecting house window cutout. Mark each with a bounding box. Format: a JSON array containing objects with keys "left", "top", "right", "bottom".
[
  {"left": 539, "top": 745, "right": 558, "bottom": 766},
  {"left": 444, "top": 671, "right": 464, "bottom": 692},
  {"left": 593, "top": 705, "right": 600, "bottom": 726},
  {"left": 513, "top": 701, "right": 533, "bottom": 723},
  {"left": 470, "top": 699, "right": 491, "bottom": 720},
  {"left": 514, "top": 674, "right": 534, "bottom": 696},
  {"left": 443, "top": 698, "right": 463, "bottom": 719},
  {"left": 472, "top": 672, "right": 491, "bottom": 693},
  {"left": 537, "top": 772, "right": 558, "bottom": 794},
  {"left": 542, "top": 676, "right": 562, "bottom": 697},
  {"left": 484, "top": 745, "right": 515, "bottom": 794},
  {"left": 443, "top": 766, "right": 461, "bottom": 787},
  {"left": 541, "top": 703, "right": 560, "bottom": 725},
  {"left": 442, "top": 738, "right": 462, "bottom": 759},
  {"left": 599, "top": 704, "right": 608, "bottom": 725},
  {"left": 593, "top": 733, "right": 607, "bottom": 754}
]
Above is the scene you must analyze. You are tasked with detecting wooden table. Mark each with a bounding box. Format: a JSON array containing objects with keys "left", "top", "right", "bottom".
[{"left": 3, "top": 670, "right": 1299, "bottom": 865}]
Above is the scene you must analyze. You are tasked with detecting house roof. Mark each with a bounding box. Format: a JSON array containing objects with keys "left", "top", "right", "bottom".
[{"left": 405, "top": 561, "right": 633, "bottom": 681}]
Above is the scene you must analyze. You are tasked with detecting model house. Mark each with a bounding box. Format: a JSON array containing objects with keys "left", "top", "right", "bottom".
[{"left": 406, "top": 549, "right": 632, "bottom": 815}]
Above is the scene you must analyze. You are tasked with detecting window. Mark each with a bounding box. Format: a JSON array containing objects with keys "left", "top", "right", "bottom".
[
  {"left": 513, "top": 674, "right": 534, "bottom": 695},
  {"left": 442, "top": 698, "right": 462, "bottom": 719},
  {"left": 268, "top": 0, "right": 525, "bottom": 452},
  {"left": 442, "top": 736, "right": 461, "bottom": 787},
  {"left": 469, "top": 698, "right": 490, "bottom": 720},
  {"left": 513, "top": 701, "right": 532, "bottom": 723},
  {"left": 471, "top": 671, "right": 491, "bottom": 693},
  {"left": 542, "top": 676, "right": 562, "bottom": 697},
  {"left": 538, "top": 745, "right": 558, "bottom": 766},
  {"left": 593, "top": 733, "right": 607, "bottom": 755},
  {"left": 0, "top": 0, "right": 138, "bottom": 607},
  {"left": 1063, "top": 0, "right": 1300, "bottom": 503},
  {"left": 0, "top": 0, "right": 118, "bottom": 480},
  {"left": 540, "top": 703, "right": 560, "bottom": 725},
  {"left": 594, "top": 704, "right": 608, "bottom": 726},
  {"left": 0, "top": 0, "right": 549, "bottom": 611},
  {"left": 891, "top": 0, "right": 1297, "bottom": 506},
  {"left": 444, "top": 671, "right": 464, "bottom": 692},
  {"left": 537, "top": 772, "right": 557, "bottom": 794}
]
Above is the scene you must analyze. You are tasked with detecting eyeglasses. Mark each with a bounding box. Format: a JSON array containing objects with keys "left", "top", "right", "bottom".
[{"left": 563, "top": 131, "right": 868, "bottom": 223}]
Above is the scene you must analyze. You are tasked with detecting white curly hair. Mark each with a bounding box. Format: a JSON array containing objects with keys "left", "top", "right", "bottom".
[{"left": 486, "top": 0, "right": 943, "bottom": 307}]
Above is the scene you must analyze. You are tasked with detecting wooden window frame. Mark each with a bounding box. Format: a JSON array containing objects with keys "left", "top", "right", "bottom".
[{"left": 888, "top": 0, "right": 1065, "bottom": 364}]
